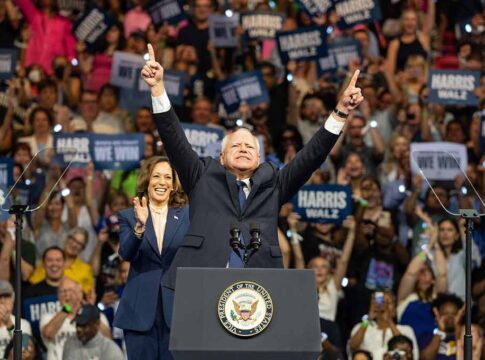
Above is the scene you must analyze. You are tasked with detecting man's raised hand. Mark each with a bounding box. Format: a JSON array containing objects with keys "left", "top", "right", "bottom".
[
  {"left": 141, "top": 44, "right": 165, "bottom": 96},
  {"left": 337, "top": 70, "right": 364, "bottom": 113}
]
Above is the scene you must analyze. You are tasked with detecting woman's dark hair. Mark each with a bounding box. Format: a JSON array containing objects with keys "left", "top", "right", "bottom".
[
  {"left": 99, "top": 83, "right": 120, "bottom": 102},
  {"left": 95, "top": 22, "right": 125, "bottom": 53},
  {"left": 437, "top": 218, "right": 463, "bottom": 254},
  {"left": 4, "top": 334, "right": 43, "bottom": 360},
  {"left": 432, "top": 292, "right": 464, "bottom": 311},
  {"left": 276, "top": 125, "right": 303, "bottom": 162},
  {"left": 29, "top": 106, "right": 54, "bottom": 128},
  {"left": 387, "top": 334, "right": 413, "bottom": 352},
  {"left": 136, "top": 156, "right": 186, "bottom": 208},
  {"left": 352, "top": 349, "right": 373, "bottom": 359}
]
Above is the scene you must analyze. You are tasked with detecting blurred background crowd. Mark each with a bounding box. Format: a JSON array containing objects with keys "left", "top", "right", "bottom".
[{"left": 0, "top": 0, "right": 485, "bottom": 358}]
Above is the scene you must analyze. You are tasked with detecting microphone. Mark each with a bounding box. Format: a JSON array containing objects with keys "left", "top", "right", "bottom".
[
  {"left": 249, "top": 223, "right": 261, "bottom": 250},
  {"left": 229, "top": 224, "right": 241, "bottom": 251}
]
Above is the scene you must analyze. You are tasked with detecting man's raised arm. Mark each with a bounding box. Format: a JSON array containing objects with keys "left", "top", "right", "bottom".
[
  {"left": 278, "top": 70, "right": 364, "bottom": 203},
  {"left": 142, "top": 44, "right": 203, "bottom": 194}
]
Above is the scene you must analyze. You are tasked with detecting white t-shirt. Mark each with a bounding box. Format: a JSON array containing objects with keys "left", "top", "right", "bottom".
[
  {"left": 348, "top": 322, "right": 419, "bottom": 360},
  {"left": 0, "top": 315, "right": 32, "bottom": 358},
  {"left": 40, "top": 312, "right": 109, "bottom": 360},
  {"left": 317, "top": 278, "right": 341, "bottom": 322}
]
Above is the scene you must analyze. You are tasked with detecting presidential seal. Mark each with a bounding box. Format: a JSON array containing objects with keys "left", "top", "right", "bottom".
[{"left": 218, "top": 281, "right": 273, "bottom": 337}]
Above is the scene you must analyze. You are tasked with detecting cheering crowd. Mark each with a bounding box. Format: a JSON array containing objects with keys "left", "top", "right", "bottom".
[{"left": 0, "top": 0, "right": 485, "bottom": 358}]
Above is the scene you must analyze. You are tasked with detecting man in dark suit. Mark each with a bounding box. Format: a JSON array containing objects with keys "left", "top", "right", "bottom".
[{"left": 141, "top": 44, "right": 364, "bottom": 290}]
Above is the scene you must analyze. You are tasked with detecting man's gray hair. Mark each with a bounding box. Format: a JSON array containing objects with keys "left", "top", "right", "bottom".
[{"left": 220, "top": 127, "right": 260, "bottom": 154}]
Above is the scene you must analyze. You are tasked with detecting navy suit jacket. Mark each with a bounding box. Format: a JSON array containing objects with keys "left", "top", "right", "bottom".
[
  {"left": 155, "top": 108, "right": 340, "bottom": 290},
  {"left": 113, "top": 205, "right": 189, "bottom": 331}
]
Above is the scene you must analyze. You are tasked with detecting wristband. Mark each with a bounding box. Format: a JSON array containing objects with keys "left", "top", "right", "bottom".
[
  {"left": 62, "top": 303, "right": 73, "bottom": 314},
  {"left": 7, "top": 324, "right": 14, "bottom": 333},
  {"left": 361, "top": 314, "right": 369, "bottom": 328},
  {"left": 333, "top": 108, "right": 349, "bottom": 119},
  {"left": 433, "top": 328, "right": 446, "bottom": 340},
  {"left": 418, "top": 251, "right": 427, "bottom": 261}
]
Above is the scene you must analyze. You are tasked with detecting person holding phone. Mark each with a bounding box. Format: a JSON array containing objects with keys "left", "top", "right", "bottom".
[
  {"left": 348, "top": 290, "right": 419, "bottom": 360},
  {"left": 113, "top": 156, "right": 189, "bottom": 360}
]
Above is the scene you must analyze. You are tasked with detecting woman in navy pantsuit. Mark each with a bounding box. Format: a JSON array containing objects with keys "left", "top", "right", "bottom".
[{"left": 114, "top": 156, "right": 189, "bottom": 360}]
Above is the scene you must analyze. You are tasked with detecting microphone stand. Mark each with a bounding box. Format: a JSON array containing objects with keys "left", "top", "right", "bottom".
[
  {"left": 411, "top": 151, "right": 485, "bottom": 360},
  {"left": 9, "top": 205, "right": 27, "bottom": 360},
  {"left": 0, "top": 147, "right": 78, "bottom": 360},
  {"left": 461, "top": 209, "right": 480, "bottom": 360}
]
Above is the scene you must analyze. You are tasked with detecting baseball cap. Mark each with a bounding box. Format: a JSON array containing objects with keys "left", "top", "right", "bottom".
[
  {"left": 0, "top": 280, "right": 13, "bottom": 296},
  {"left": 74, "top": 304, "right": 100, "bottom": 326}
]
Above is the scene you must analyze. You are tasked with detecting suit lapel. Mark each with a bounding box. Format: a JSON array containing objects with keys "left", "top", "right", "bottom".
[
  {"left": 161, "top": 207, "right": 183, "bottom": 260},
  {"left": 145, "top": 211, "right": 160, "bottom": 257},
  {"left": 225, "top": 171, "right": 240, "bottom": 214}
]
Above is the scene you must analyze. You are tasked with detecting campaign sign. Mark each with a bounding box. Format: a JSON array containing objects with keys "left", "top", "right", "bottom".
[
  {"left": 428, "top": 69, "right": 480, "bottom": 106},
  {"left": 73, "top": 7, "right": 112, "bottom": 46},
  {"left": 240, "top": 11, "right": 285, "bottom": 40},
  {"left": 57, "top": 0, "right": 86, "bottom": 14},
  {"left": 148, "top": 0, "right": 186, "bottom": 25},
  {"left": 54, "top": 133, "right": 92, "bottom": 168},
  {"left": 333, "top": 0, "right": 382, "bottom": 29},
  {"left": 276, "top": 26, "right": 327, "bottom": 64},
  {"left": 296, "top": 0, "right": 332, "bottom": 18},
  {"left": 0, "top": 49, "right": 18, "bottom": 80},
  {"left": 410, "top": 142, "right": 468, "bottom": 181},
  {"left": 137, "top": 69, "right": 185, "bottom": 106},
  {"left": 111, "top": 51, "right": 146, "bottom": 89},
  {"left": 317, "top": 39, "right": 361, "bottom": 75},
  {"left": 89, "top": 134, "right": 144, "bottom": 170},
  {"left": 209, "top": 14, "right": 239, "bottom": 48},
  {"left": 23, "top": 295, "right": 60, "bottom": 341},
  {"left": 291, "top": 184, "right": 352, "bottom": 224},
  {"left": 0, "top": 157, "right": 12, "bottom": 219},
  {"left": 217, "top": 70, "right": 270, "bottom": 114},
  {"left": 181, "top": 123, "right": 224, "bottom": 158}
]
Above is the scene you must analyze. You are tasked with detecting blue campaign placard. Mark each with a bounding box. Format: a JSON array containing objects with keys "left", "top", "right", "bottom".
[
  {"left": 276, "top": 26, "right": 327, "bottom": 64},
  {"left": 23, "top": 294, "right": 60, "bottom": 340},
  {"left": 89, "top": 133, "right": 145, "bottom": 170},
  {"left": 296, "top": 0, "right": 332, "bottom": 19},
  {"left": 217, "top": 70, "right": 270, "bottom": 114},
  {"left": 0, "top": 49, "right": 18, "bottom": 80},
  {"left": 333, "top": 0, "right": 381, "bottom": 29},
  {"left": 240, "top": 11, "right": 285, "bottom": 40},
  {"left": 136, "top": 69, "right": 186, "bottom": 106},
  {"left": 147, "top": 0, "right": 186, "bottom": 25},
  {"left": 316, "top": 39, "right": 361, "bottom": 75},
  {"left": 54, "top": 133, "right": 92, "bottom": 168},
  {"left": 73, "top": 6, "right": 114, "bottom": 50},
  {"left": 181, "top": 123, "right": 225, "bottom": 158},
  {"left": 428, "top": 69, "right": 480, "bottom": 106},
  {"left": 209, "top": 14, "right": 239, "bottom": 48},
  {"left": 291, "top": 184, "right": 352, "bottom": 224}
]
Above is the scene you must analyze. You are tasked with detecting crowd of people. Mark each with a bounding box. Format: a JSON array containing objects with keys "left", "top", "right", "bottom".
[{"left": 0, "top": 0, "right": 485, "bottom": 358}]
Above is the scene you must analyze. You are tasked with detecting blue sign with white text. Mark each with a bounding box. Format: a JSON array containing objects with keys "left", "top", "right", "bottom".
[
  {"left": 217, "top": 70, "right": 270, "bottom": 114},
  {"left": 316, "top": 39, "right": 361, "bottom": 75},
  {"left": 296, "top": 0, "right": 332, "bottom": 18},
  {"left": 0, "top": 49, "right": 18, "bottom": 80},
  {"left": 333, "top": 0, "right": 381, "bottom": 29},
  {"left": 276, "top": 26, "right": 327, "bottom": 64},
  {"left": 73, "top": 6, "right": 114, "bottom": 50},
  {"left": 291, "top": 184, "right": 352, "bottom": 224},
  {"left": 181, "top": 123, "right": 224, "bottom": 158},
  {"left": 147, "top": 0, "right": 186, "bottom": 25},
  {"left": 428, "top": 69, "right": 480, "bottom": 106},
  {"left": 137, "top": 69, "right": 186, "bottom": 106},
  {"left": 23, "top": 294, "right": 60, "bottom": 341},
  {"left": 241, "top": 11, "right": 285, "bottom": 40},
  {"left": 54, "top": 133, "right": 144, "bottom": 170}
]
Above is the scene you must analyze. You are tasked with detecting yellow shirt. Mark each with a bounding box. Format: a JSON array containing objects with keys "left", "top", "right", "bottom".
[{"left": 29, "top": 257, "right": 94, "bottom": 294}]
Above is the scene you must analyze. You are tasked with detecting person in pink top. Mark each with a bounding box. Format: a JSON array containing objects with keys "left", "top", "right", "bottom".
[{"left": 15, "top": 0, "right": 76, "bottom": 75}]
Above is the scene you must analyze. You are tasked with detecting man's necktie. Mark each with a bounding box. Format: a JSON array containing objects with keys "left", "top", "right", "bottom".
[{"left": 228, "top": 181, "right": 247, "bottom": 268}]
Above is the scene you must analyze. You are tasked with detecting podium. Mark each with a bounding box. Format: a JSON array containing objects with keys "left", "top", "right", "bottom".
[{"left": 169, "top": 268, "right": 321, "bottom": 360}]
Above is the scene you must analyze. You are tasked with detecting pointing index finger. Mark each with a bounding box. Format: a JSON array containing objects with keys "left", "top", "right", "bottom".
[
  {"left": 147, "top": 43, "right": 155, "bottom": 62},
  {"left": 348, "top": 69, "right": 360, "bottom": 88}
]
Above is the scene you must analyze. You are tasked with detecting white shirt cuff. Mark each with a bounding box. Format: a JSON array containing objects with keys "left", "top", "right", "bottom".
[
  {"left": 151, "top": 91, "right": 171, "bottom": 114},
  {"left": 324, "top": 114, "right": 345, "bottom": 135}
]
